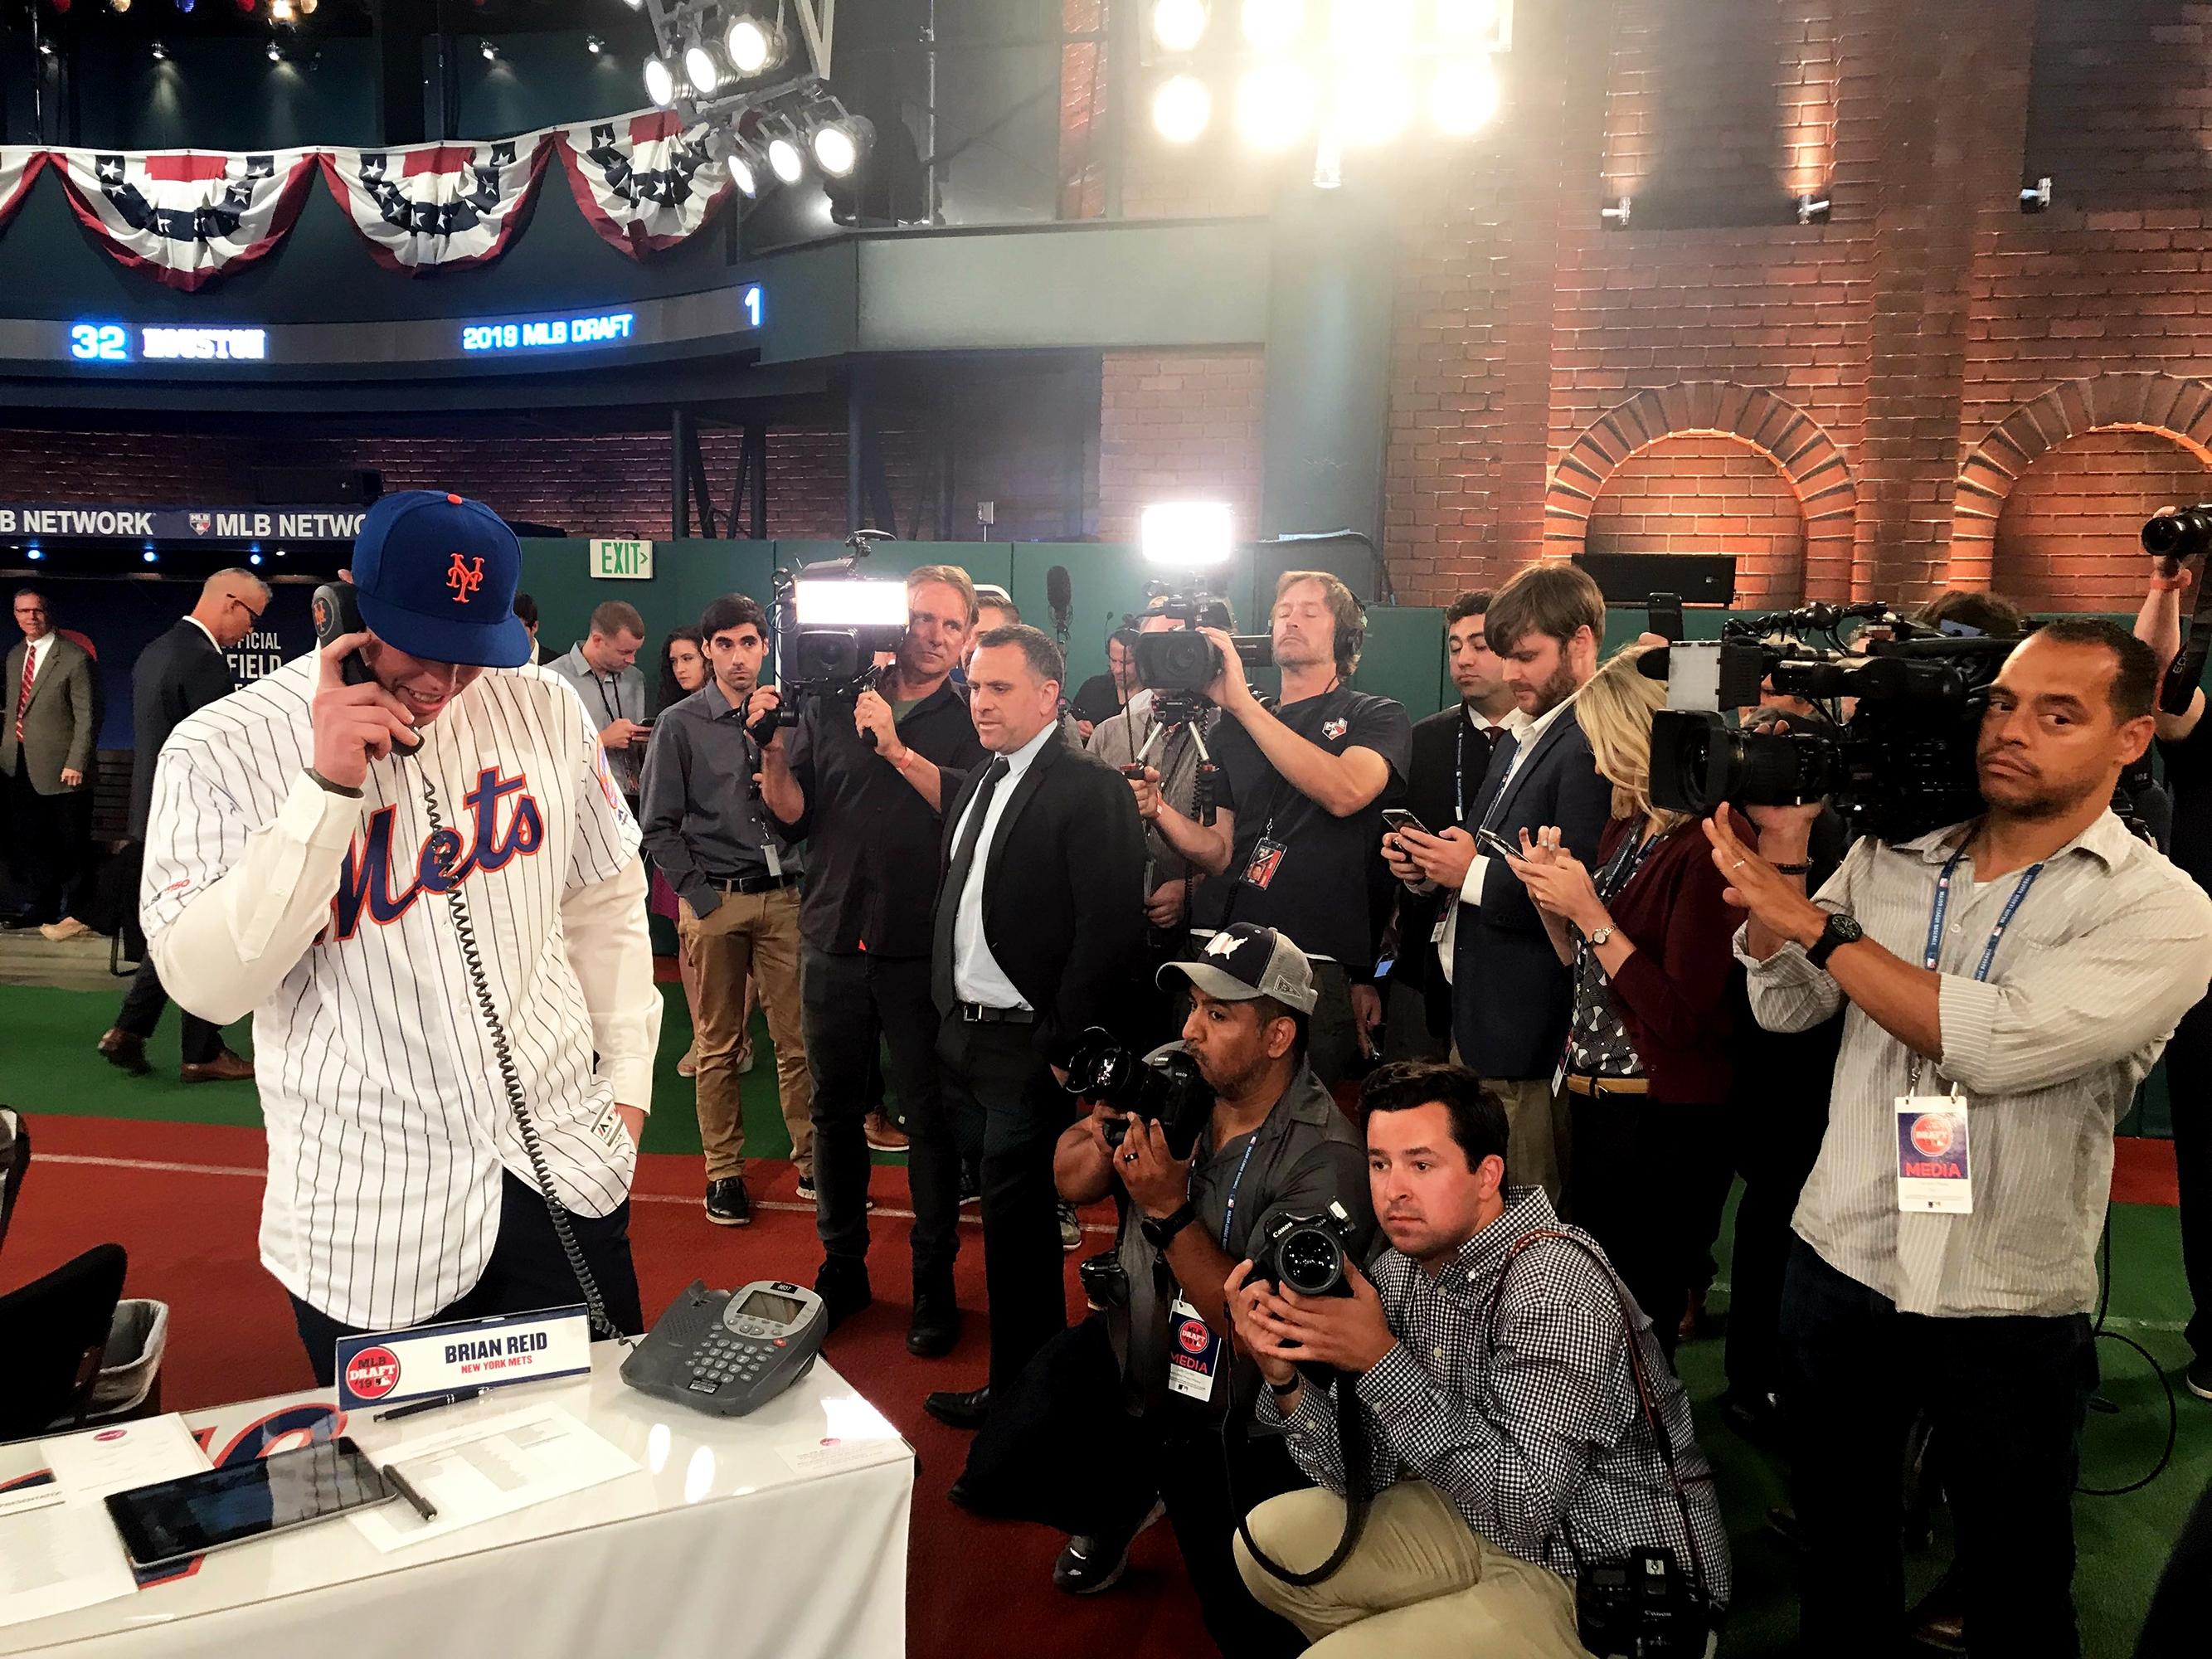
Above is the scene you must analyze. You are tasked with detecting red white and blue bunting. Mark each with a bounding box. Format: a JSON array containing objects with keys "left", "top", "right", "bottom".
[
  {"left": 0, "top": 148, "right": 45, "bottom": 233},
  {"left": 51, "top": 147, "right": 316, "bottom": 292},
  {"left": 557, "top": 109, "right": 733, "bottom": 259},
  {"left": 318, "top": 134, "right": 552, "bottom": 275}
]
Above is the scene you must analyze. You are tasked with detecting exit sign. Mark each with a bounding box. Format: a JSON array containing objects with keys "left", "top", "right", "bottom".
[{"left": 591, "top": 538, "right": 654, "bottom": 580}]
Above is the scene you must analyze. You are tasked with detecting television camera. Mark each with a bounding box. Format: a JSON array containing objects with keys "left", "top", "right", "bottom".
[{"left": 746, "top": 528, "right": 907, "bottom": 750}]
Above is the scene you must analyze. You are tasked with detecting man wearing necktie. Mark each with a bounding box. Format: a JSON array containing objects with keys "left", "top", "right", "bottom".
[{"left": 923, "top": 623, "right": 1145, "bottom": 1431}]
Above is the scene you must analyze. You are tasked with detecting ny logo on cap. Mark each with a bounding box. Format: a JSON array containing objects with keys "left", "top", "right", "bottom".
[{"left": 446, "top": 552, "right": 484, "bottom": 604}]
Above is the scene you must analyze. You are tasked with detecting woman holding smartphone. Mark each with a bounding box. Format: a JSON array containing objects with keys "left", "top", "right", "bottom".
[{"left": 1503, "top": 645, "right": 1750, "bottom": 1356}]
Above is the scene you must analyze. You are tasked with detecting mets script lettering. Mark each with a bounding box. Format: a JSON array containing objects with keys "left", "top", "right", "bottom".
[
  {"left": 447, "top": 552, "right": 485, "bottom": 602},
  {"left": 330, "top": 767, "right": 543, "bottom": 941}
]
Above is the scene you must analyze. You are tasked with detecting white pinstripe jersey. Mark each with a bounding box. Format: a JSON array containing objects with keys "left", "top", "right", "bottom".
[{"left": 141, "top": 654, "right": 642, "bottom": 1327}]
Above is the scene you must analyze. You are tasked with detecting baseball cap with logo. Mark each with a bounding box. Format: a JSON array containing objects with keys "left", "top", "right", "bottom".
[
  {"left": 348, "top": 489, "right": 529, "bottom": 669},
  {"left": 1158, "top": 924, "right": 1320, "bottom": 1015}
]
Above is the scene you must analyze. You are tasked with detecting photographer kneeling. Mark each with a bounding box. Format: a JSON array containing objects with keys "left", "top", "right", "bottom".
[
  {"left": 955, "top": 923, "right": 1373, "bottom": 1659},
  {"left": 1229, "top": 1061, "right": 1730, "bottom": 1658}
]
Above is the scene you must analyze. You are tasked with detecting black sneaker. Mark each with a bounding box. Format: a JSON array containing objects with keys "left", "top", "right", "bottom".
[
  {"left": 795, "top": 1173, "right": 818, "bottom": 1203},
  {"left": 816, "top": 1257, "right": 873, "bottom": 1330},
  {"left": 704, "top": 1178, "right": 752, "bottom": 1227},
  {"left": 960, "top": 1161, "right": 982, "bottom": 1207},
  {"left": 2188, "top": 1355, "right": 2212, "bottom": 1402},
  {"left": 1052, "top": 1500, "right": 1166, "bottom": 1595},
  {"left": 1058, "top": 1201, "right": 1082, "bottom": 1253}
]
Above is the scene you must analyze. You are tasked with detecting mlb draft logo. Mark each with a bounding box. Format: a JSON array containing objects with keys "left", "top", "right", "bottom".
[
  {"left": 1909, "top": 1114, "right": 1955, "bottom": 1159},
  {"left": 1179, "top": 1320, "right": 1211, "bottom": 1356},
  {"left": 1322, "top": 717, "right": 1349, "bottom": 741},
  {"left": 344, "top": 1345, "right": 401, "bottom": 1400},
  {"left": 188, "top": 513, "right": 211, "bottom": 535}
]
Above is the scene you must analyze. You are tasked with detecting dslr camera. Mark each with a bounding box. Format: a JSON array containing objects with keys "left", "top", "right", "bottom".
[
  {"left": 1131, "top": 584, "right": 1275, "bottom": 700},
  {"left": 1575, "top": 1547, "right": 1711, "bottom": 1659},
  {"left": 747, "top": 530, "right": 909, "bottom": 747},
  {"left": 1646, "top": 601, "right": 2016, "bottom": 844},
  {"left": 1063, "top": 1029, "right": 1216, "bottom": 1161},
  {"left": 1250, "top": 1200, "right": 1359, "bottom": 1299}
]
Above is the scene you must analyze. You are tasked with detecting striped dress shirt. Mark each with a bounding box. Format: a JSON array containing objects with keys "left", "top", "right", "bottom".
[{"left": 1738, "top": 810, "right": 2212, "bottom": 1317}]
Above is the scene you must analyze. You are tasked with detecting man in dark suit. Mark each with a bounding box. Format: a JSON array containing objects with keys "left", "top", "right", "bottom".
[
  {"left": 923, "top": 623, "right": 1145, "bottom": 1430},
  {"left": 1383, "top": 564, "right": 1612, "bottom": 1201},
  {"left": 1381, "top": 590, "right": 1529, "bottom": 1062},
  {"left": 96, "top": 570, "right": 267, "bottom": 1082},
  {"left": 2, "top": 588, "right": 97, "bottom": 930}
]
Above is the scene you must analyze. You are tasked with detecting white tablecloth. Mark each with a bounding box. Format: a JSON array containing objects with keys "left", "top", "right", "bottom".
[{"left": 0, "top": 1345, "right": 913, "bottom": 1659}]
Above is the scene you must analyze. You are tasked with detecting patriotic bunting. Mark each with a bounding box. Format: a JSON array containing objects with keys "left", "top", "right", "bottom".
[
  {"left": 52, "top": 147, "right": 316, "bottom": 292},
  {"left": 0, "top": 148, "right": 44, "bottom": 232},
  {"left": 557, "top": 109, "right": 733, "bottom": 259},
  {"left": 318, "top": 132, "right": 552, "bottom": 275}
]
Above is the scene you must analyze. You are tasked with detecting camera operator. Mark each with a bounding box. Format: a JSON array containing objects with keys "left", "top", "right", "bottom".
[
  {"left": 1718, "top": 619, "right": 2212, "bottom": 1656},
  {"left": 750, "top": 564, "right": 986, "bottom": 1351},
  {"left": 2136, "top": 536, "right": 2212, "bottom": 1403},
  {"left": 1383, "top": 563, "right": 1612, "bottom": 1201},
  {"left": 1228, "top": 1060, "right": 1730, "bottom": 1656},
  {"left": 1183, "top": 571, "right": 1414, "bottom": 1087},
  {"left": 1382, "top": 590, "right": 1529, "bottom": 1063},
  {"left": 955, "top": 925, "right": 1373, "bottom": 1656}
]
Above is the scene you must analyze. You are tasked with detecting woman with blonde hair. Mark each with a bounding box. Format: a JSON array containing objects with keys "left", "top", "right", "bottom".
[{"left": 1505, "top": 643, "right": 1751, "bottom": 1356}]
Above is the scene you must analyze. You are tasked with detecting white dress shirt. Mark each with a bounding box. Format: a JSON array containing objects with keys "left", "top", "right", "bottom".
[
  {"left": 183, "top": 615, "right": 221, "bottom": 652},
  {"left": 21, "top": 631, "right": 53, "bottom": 681},
  {"left": 1435, "top": 702, "right": 1535, "bottom": 984},
  {"left": 950, "top": 720, "right": 1057, "bottom": 1009}
]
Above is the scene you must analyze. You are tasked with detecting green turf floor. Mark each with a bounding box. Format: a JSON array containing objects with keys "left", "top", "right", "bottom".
[{"left": 4, "top": 980, "right": 2203, "bottom": 1652}]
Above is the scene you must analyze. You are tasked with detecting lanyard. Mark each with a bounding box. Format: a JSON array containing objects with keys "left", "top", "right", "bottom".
[
  {"left": 1257, "top": 684, "right": 1341, "bottom": 840},
  {"left": 1454, "top": 719, "right": 1470, "bottom": 825},
  {"left": 1212, "top": 1131, "right": 1262, "bottom": 1253},
  {"left": 1908, "top": 844, "right": 2044, "bottom": 1093}
]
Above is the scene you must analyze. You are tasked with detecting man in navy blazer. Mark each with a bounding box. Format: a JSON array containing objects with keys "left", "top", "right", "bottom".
[
  {"left": 98, "top": 569, "right": 267, "bottom": 1082},
  {"left": 1384, "top": 565, "right": 1612, "bottom": 1199}
]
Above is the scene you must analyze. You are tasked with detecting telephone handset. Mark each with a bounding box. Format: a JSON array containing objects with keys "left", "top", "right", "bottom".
[{"left": 311, "top": 582, "right": 422, "bottom": 756}]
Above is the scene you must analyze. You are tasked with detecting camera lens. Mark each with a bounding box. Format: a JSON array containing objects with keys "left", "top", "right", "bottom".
[
  {"left": 1134, "top": 629, "right": 1220, "bottom": 694},
  {"left": 2144, "top": 506, "right": 2212, "bottom": 561},
  {"left": 1278, "top": 1228, "right": 1346, "bottom": 1297}
]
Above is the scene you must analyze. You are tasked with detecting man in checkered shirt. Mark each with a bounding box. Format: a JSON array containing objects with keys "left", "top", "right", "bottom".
[{"left": 1227, "top": 1060, "right": 1730, "bottom": 1655}]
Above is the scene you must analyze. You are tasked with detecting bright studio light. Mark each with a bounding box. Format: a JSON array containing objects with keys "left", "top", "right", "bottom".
[
  {"left": 1152, "top": 75, "right": 1212, "bottom": 144},
  {"left": 684, "top": 41, "right": 722, "bottom": 94},
  {"left": 767, "top": 134, "right": 805, "bottom": 183},
  {"left": 812, "top": 114, "right": 873, "bottom": 178},
  {"left": 725, "top": 15, "right": 780, "bottom": 75},
  {"left": 1337, "top": 61, "right": 1413, "bottom": 146},
  {"left": 1431, "top": 57, "right": 1499, "bottom": 135},
  {"left": 1237, "top": 64, "right": 1315, "bottom": 150},
  {"left": 1150, "top": 0, "right": 1208, "bottom": 53},
  {"left": 644, "top": 55, "right": 676, "bottom": 106},
  {"left": 1330, "top": 0, "right": 1411, "bottom": 51},
  {"left": 1240, "top": 0, "right": 1300, "bottom": 50},
  {"left": 795, "top": 579, "right": 908, "bottom": 628},
  {"left": 1140, "top": 503, "right": 1235, "bottom": 569},
  {"left": 1437, "top": 0, "right": 1500, "bottom": 42},
  {"left": 729, "top": 147, "right": 759, "bottom": 197}
]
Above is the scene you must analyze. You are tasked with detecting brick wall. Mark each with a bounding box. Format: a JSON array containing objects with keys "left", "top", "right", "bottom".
[
  {"left": 1585, "top": 434, "right": 1807, "bottom": 609},
  {"left": 1096, "top": 349, "right": 1266, "bottom": 544},
  {"left": 1993, "top": 428, "right": 2212, "bottom": 609}
]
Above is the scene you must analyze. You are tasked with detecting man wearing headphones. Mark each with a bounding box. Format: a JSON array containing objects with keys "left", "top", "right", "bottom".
[{"left": 1145, "top": 570, "right": 1412, "bottom": 1085}]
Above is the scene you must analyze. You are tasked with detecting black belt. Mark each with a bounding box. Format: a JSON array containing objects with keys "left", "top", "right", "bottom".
[
  {"left": 957, "top": 1002, "right": 1035, "bottom": 1024},
  {"left": 706, "top": 872, "right": 798, "bottom": 896}
]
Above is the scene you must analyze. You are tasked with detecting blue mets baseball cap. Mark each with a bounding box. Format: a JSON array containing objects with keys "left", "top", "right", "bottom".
[{"left": 348, "top": 489, "right": 530, "bottom": 669}]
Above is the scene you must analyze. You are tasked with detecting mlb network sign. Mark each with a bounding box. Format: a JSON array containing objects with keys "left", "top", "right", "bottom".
[{"left": 0, "top": 504, "right": 367, "bottom": 541}]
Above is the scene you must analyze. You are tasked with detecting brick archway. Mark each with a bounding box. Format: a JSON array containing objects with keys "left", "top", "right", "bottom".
[
  {"left": 1543, "top": 383, "right": 1856, "bottom": 599},
  {"left": 1952, "top": 372, "right": 2212, "bottom": 588}
]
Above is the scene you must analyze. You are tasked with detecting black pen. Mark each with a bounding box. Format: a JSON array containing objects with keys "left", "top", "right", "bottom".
[
  {"left": 383, "top": 1464, "right": 437, "bottom": 1523},
  {"left": 373, "top": 1388, "right": 485, "bottom": 1423}
]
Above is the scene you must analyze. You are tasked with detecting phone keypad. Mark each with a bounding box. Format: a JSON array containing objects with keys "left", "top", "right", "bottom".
[{"left": 687, "top": 1331, "right": 775, "bottom": 1394}]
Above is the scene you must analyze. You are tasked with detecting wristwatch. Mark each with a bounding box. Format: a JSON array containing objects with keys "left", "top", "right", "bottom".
[
  {"left": 1140, "top": 1201, "right": 1199, "bottom": 1248},
  {"left": 1585, "top": 924, "right": 1616, "bottom": 949},
  {"left": 1806, "top": 910, "right": 1864, "bottom": 969}
]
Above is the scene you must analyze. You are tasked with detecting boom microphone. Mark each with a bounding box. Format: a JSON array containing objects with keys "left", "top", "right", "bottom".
[{"left": 1046, "top": 564, "right": 1072, "bottom": 645}]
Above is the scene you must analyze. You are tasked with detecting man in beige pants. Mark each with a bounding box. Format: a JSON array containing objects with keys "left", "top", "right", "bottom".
[{"left": 639, "top": 594, "right": 812, "bottom": 1227}]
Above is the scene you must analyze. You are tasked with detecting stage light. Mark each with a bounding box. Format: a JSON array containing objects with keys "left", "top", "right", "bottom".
[
  {"left": 142, "top": 546, "right": 158, "bottom": 564},
  {"left": 1141, "top": 503, "right": 1234, "bottom": 568},
  {"left": 247, "top": 552, "right": 262, "bottom": 567},
  {"left": 1338, "top": 61, "right": 1413, "bottom": 146},
  {"left": 644, "top": 54, "right": 676, "bottom": 105},
  {"left": 38, "top": 37, "right": 54, "bottom": 56},
  {"left": 2021, "top": 175, "right": 2053, "bottom": 212},
  {"left": 725, "top": 14, "right": 782, "bottom": 75},
  {"left": 1331, "top": 0, "right": 1411, "bottom": 51},
  {"left": 269, "top": 0, "right": 291, "bottom": 18},
  {"left": 1150, "top": 0, "right": 1208, "bottom": 52},
  {"left": 586, "top": 33, "right": 603, "bottom": 54},
  {"left": 767, "top": 130, "right": 805, "bottom": 183},
  {"left": 811, "top": 114, "right": 874, "bottom": 178},
  {"left": 1237, "top": 63, "right": 1315, "bottom": 149},
  {"left": 1152, "top": 74, "right": 1212, "bottom": 143},
  {"left": 479, "top": 39, "right": 498, "bottom": 63},
  {"left": 1240, "top": 0, "right": 1299, "bottom": 50},
  {"left": 1600, "top": 193, "right": 1631, "bottom": 228},
  {"left": 110, "top": 0, "right": 132, "bottom": 13},
  {"left": 1429, "top": 56, "right": 1499, "bottom": 135},
  {"left": 26, "top": 545, "right": 41, "bottom": 562},
  {"left": 266, "top": 40, "right": 282, "bottom": 61},
  {"left": 300, "top": 0, "right": 314, "bottom": 12},
  {"left": 151, "top": 39, "right": 168, "bottom": 59},
  {"left": 1796, "top": 191, "right": 1831, "bottom": 225},
  {"left": 683, "top": 40, "right": 722, "bottom": 95},
  {"left": 1436, "top": 0, "right": 1499, "bottom": 41},
  {"left": 621, "top": 0, "right": 642, "bottom": 7},
  {"left": 730, "top": 145, "right": 759, "bottom": 198},
  {"left": 174, "top": 0, "right": 194, "bottom": 12}
]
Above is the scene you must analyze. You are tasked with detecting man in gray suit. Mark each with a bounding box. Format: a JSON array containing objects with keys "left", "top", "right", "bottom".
[
  {"left": 97, "top": 570, "right": 265, "bottom": 1082},
  {"left": 2, "top": 588, "right": 96, "bottom": 931}
]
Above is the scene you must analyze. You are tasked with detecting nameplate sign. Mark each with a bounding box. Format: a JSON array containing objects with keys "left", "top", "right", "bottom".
[{"left": 333, "top": 1305, "right": 591, "bottom": 1412}]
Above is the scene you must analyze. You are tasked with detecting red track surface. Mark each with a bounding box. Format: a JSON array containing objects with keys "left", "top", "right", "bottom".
[{"left": 5, "top": 1116, "right": 1212, "bottom": 1659}]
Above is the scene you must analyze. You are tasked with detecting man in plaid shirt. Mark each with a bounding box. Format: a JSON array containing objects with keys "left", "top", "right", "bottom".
[{"left": 1228, "top": 1060, "right": 1729, "bottom": 1655}]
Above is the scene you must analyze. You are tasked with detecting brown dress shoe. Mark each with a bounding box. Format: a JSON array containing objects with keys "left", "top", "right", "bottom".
[
  {"left": 98, "top": 1028, "right": 152, "bottom": 1076},
  {"left": 182, "top": 1049, "right": 255, "bottom": 1084},
  {"left": 863, "top": 1111, "right": 910, "bottom": 1153}
]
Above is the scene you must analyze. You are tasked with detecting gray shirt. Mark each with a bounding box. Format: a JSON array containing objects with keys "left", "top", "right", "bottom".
[
  {"left": 1739, "top": 810, "right": 2212, "bottom": 1317},
  {"left": 638, "top": 681, "right": 804, "bottom": 917},
  {"left": 1087, "top": 689, "right": 1221, "bottom": 889},
  {"left": 1109, "top": 1061, "right": 1373, "bottom": 1418},
  {"left": 546, "top": 643, "right": 649, "bottom": 797}
]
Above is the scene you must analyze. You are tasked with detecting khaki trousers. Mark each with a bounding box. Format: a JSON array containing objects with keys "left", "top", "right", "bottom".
[
  {"left": 678, "top": 888, "right": 812, "bottom": 1181},
  {"left": 1482, "top": 1074, "right": 1573, "bottom": 1207},
  {"left": 1234, "top": 1481, "right": 1587, "bottom": 1658}
]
